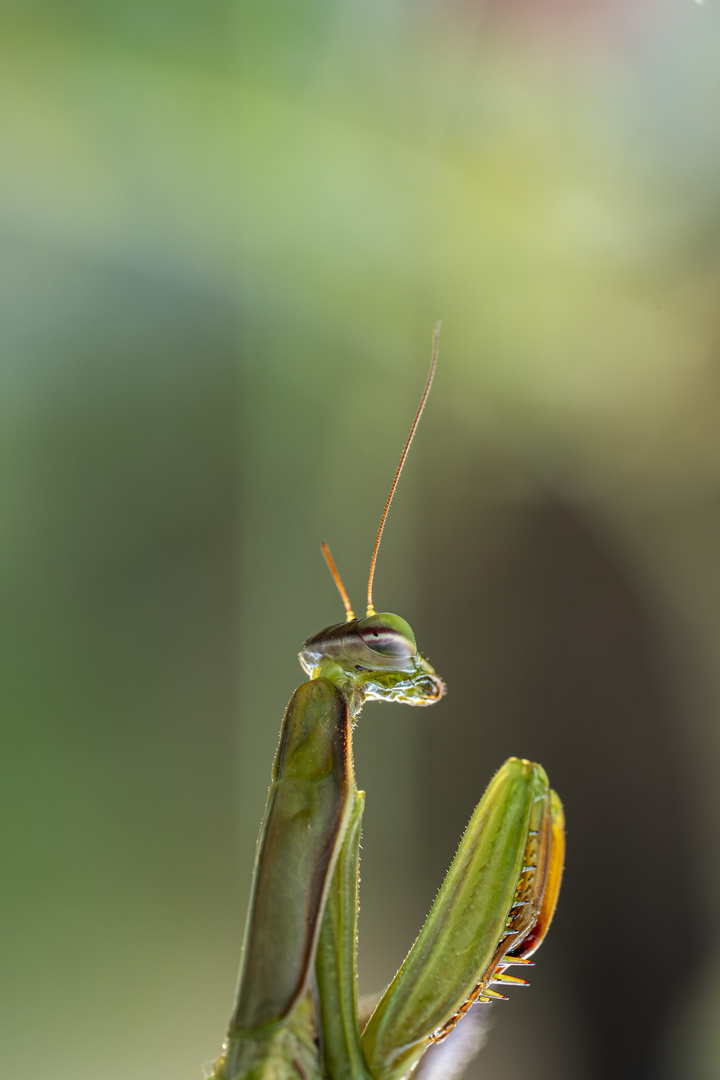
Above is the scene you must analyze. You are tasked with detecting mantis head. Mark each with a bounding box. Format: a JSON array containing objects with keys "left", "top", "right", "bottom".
[{"left": 299, "top": 612, "right": 446, "bottom": 707}]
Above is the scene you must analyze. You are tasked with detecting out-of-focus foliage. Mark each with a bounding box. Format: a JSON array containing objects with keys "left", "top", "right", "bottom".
[{"left": 2, "top": 2, "right": 720, "bottom": 1079}]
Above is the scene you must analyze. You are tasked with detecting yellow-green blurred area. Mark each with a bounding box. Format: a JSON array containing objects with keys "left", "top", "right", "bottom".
[{"left": 3, "top": 1, "right": 720, "bottom": 1078}]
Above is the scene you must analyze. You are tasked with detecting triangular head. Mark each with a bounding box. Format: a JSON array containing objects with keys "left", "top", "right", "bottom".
[{"left": 299, "top": 612, "right": 446, "bottom": 714}]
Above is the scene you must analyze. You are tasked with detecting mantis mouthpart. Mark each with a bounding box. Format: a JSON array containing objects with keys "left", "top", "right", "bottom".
[{"left": 211, "top": 324, "right": 565, "bottom": 1080}]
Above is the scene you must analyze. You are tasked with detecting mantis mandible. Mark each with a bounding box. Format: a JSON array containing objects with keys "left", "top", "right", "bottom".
[{"left": 211, "top": 324, "right": 565, "bottom": 1080}]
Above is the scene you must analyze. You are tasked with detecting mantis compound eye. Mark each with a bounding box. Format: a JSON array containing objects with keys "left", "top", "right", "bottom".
[{"left": 357, "top": 613, "right": 418, "bottom": 660}]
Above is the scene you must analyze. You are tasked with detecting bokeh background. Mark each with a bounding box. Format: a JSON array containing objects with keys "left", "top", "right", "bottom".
[{"left": 3, "top": 1, "right": 720, "bottom": 1078}]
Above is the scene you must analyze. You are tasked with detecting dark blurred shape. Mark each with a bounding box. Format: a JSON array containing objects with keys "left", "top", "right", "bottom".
[{"left": 421, "top": 471, "right": 700, "bottom": 1080}]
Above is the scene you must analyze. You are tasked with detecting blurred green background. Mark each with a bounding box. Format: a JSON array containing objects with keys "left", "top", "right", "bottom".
[{"left": 2, "top": 2, "right": 720, "bottom": 1078}]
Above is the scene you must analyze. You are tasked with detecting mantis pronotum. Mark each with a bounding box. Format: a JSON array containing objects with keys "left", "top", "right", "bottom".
[{"left": 211, "top": 325, "right": 565, "bottom": 1080}]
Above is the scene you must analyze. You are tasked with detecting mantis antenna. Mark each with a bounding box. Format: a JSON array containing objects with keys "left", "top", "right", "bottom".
[
  {"left": 366, "top": 320, "right": 441, "bottom": 618},
  {"left": 321, "top": 541, "right": 355, "bottom": 622}
]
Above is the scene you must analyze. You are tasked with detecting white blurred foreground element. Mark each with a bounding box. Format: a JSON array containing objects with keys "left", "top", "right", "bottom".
[{"left": 414, "top": 1006, "right": 491, "bottom": 1080}]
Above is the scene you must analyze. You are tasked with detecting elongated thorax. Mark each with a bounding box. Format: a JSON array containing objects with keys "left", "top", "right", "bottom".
[{"left": 219, "top": 679, "right": 355, "bottom": 1080}]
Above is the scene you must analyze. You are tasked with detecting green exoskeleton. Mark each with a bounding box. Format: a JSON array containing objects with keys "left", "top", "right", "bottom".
[{"left": 212, "top": 325, "right": 565, "bottom": 1080}]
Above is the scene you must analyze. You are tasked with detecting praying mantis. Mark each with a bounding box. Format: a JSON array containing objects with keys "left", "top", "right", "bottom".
[{"left": 211, "top": 325, "right": 565, "bottom": 1080}]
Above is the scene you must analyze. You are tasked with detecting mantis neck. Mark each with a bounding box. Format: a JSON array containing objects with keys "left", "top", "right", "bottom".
[{"left": 312, "top": 662, "right": 366, "bottom": 719}]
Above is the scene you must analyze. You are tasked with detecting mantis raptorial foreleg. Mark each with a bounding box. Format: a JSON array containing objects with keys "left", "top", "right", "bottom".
[{"left": 361, "top": 760, "right": 565, "bottom": 1080}]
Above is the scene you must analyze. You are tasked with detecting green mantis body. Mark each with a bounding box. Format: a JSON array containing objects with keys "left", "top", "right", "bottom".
[{"left": 212, "top": 329, "right": 564, "bottom": 1080}]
